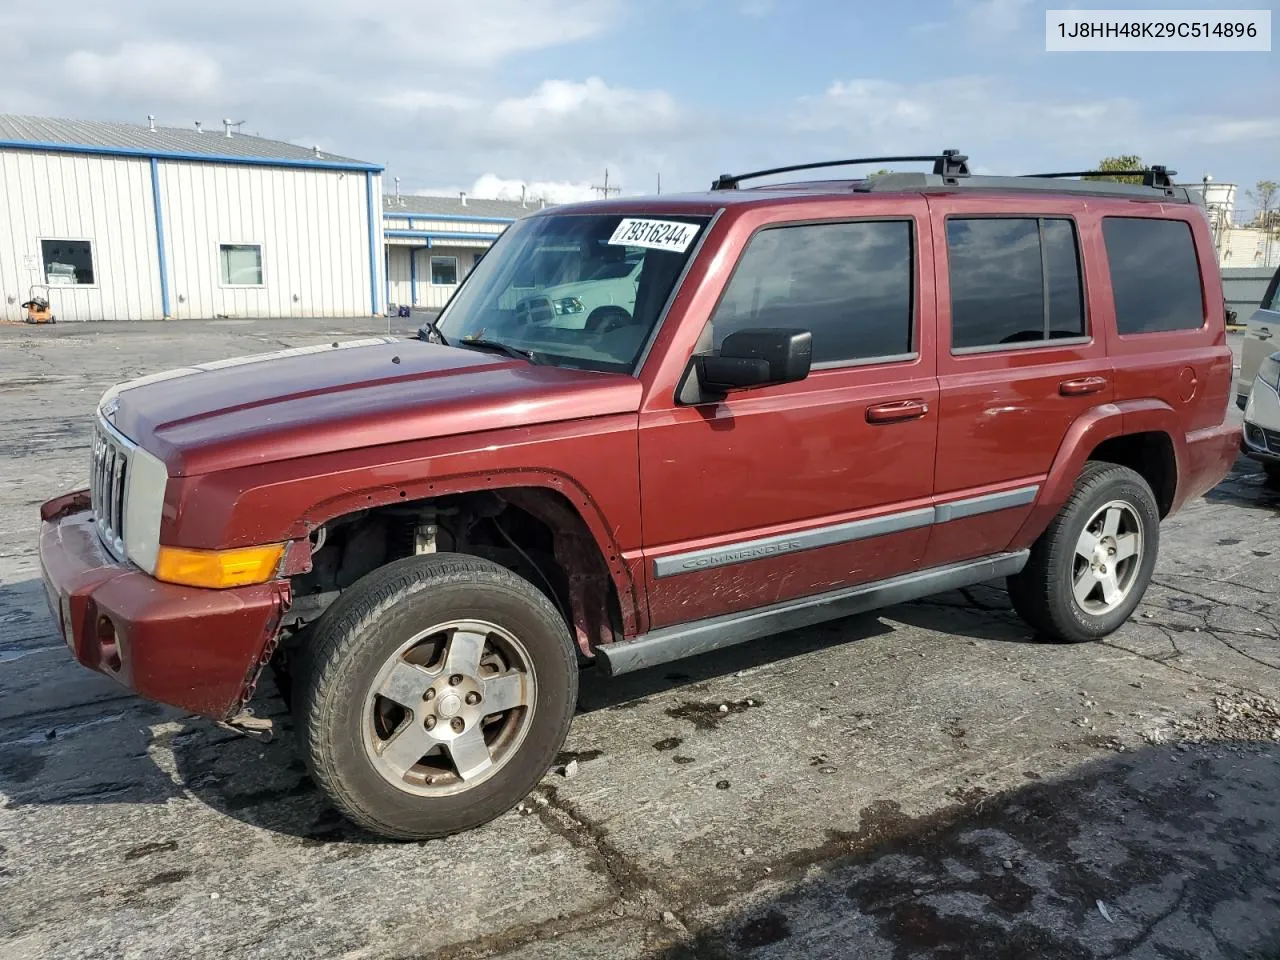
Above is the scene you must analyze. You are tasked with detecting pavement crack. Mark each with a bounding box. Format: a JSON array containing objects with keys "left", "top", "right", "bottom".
[
  {"left": 1099, "top": 640, "right": 1273, "bottom": 698},
  {"left": 1104, "top": 881, "right": 1190, "bottom": 959},
  {"left": 957, "top": 587, "right": 1001, "bottom": 612},
  {"left": 1201, "top": 629, "right": 1280, "bottom": 672},
  {"left": 1156, "top": 572, "right": 1275, "bottom": 598},
  {"left": 532, "top": 784, "right": 656, "bottom": 903},
  {"left": 1151, "top": 577, "right": 1276, "bottom": 616}
]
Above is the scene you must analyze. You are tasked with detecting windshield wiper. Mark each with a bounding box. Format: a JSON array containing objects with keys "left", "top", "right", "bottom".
[
  {"left": 416, "top": 318, "right": 449, "bottom": 346},
  {"left": 457, "top": 337, "right": 541, "bottom": 364}
]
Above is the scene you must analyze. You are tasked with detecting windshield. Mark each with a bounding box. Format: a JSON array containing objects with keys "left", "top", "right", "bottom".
[{"left": 436, "top": 213, "right": 710, "bottom": 373}]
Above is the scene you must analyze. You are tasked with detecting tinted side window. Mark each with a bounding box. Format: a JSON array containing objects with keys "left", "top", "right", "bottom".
[
  {"left": 710, "top": 220, "right": 913, "bottom": 364},
  {"left": 1044, "top": 220, "right": 1085, "bottom": 338},
  {"left": 1261, "top": 265, "right": 1280, "bottom": 311},
  {"left": 948, "top": 219, "right": 1043, "bottom": 348},
  {"left": 1102, "top": 217, "right": 1204, "bottom": 334},
  {"left": 947, "top": 217, "right": 1086, "bottom": 349}
]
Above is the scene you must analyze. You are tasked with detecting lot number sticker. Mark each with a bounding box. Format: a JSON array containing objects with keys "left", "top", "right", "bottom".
[{"left": 609, "top": 218, "right": 699, "bottom": 253}]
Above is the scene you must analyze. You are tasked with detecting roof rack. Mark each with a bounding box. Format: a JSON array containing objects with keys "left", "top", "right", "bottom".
[
  {"left": 711, "top": 149, "right": 970, "bottom": 190},
  {"left": 1021, "top": 164, "right": 1177, "bottom": 189},
  {"left": 851, "top": 172, "right": 1189, "bottom": 203}
]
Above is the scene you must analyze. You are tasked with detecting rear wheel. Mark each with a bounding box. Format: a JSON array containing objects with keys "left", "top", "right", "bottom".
[
  {"left": 293, "top": 553, "right": 577, "bottom": 839},
  {"left": 1007, "top": 462, "right": 1159, "bottom": 643}
]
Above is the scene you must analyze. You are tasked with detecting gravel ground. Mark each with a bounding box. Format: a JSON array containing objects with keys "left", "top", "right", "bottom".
[{"left": 1, "top": 318, "right": 1278, "bottom": 960}]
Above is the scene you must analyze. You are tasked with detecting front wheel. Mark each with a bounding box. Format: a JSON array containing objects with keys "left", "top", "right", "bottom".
[
  {"left": 1007, "top": 462, "right": 1160, "bottom": 644},
  {"left": 1264, "top": 461, "right": 1280, "bottom": 489},
  {"left": 292, "top": 554, "right": 577, "bottom": 839}
]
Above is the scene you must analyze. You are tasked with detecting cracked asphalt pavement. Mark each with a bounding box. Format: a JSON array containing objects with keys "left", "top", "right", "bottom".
[{"left": 2, "top": 319, "right": 1278, "bottom": 960}]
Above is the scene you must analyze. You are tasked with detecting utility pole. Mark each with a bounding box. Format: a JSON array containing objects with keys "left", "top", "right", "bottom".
[{"left": 592, "top": 168, "right": 621, "bottom": 199}]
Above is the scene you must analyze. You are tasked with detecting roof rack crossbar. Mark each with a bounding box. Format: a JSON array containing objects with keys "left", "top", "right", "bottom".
[
  {"left": 712, "top": 149, "right": 969, "bottom": 190},
  {"left": 1021, "top": 165, "right": 1177, "bottom": 189}
]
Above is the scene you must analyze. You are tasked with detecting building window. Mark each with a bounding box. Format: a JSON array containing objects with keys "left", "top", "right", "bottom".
[
  {"left": 431, "top": 256, "right": 458, "bottom": 285},
  {"left": 41, "top": 239, "right": 94, "bottom": 285},
  {"left": 1101, "top": 218, "right": 1204, "bottom": 334},
  {"left": 708, "top": 220, "right": 914, "bottom": 365},
  {"left": 219, "top": 244, "right": 264, "bottom": 286},
  {"left": 947, "top": 217, "right": 1085, "bottom": 350}
]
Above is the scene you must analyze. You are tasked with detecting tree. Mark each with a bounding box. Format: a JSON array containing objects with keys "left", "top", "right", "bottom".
[
  {"left": 1087, "top": 155, "right": 1147, "bottom": 185},
  {"left": 1251, "top": 180, "right": 1280, "bottom": 266},
  {"left": 1248, "top": 180, "right": 1278, "bottom": 228}
]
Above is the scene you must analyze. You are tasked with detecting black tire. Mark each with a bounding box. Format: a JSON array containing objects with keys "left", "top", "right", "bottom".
[
  {"left": 1264, "top": 462, "right": 1280, "bottom": 488},
  {"left": 585, "top": 305, "right": 631, "bottom": 333},
  {"left": 1007, "top": 462, "right": 1160, "bottom": 644},
  {"left": 292, "top": 553, "right": 577, "bottom": 840}
]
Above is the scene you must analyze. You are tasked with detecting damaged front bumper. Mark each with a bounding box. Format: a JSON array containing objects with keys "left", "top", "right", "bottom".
[{"left": 39, "top": 491, "right": 289, "bottom": 721}]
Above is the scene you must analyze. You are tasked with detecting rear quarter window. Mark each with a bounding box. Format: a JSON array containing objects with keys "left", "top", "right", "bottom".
[{"left": 1101, "top": 217, "right": 1204, "bottom": 334}]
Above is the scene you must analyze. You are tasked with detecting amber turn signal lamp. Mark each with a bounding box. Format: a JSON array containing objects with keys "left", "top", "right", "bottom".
[{"left": 153, "top": 544, "right": 285, "bottom": 589}]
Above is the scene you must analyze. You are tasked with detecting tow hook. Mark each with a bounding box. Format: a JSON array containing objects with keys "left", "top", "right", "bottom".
[{"left": 216, "top": 707, "right": 274, "bottom": 743}]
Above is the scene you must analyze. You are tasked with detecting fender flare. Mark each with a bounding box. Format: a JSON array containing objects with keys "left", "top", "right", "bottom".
[
  {"left": 1009, "top": 400, "right": 1182, "bottom": 551},
  {"left": 291, "top": 467, "right": 642, "bottom": 636}
]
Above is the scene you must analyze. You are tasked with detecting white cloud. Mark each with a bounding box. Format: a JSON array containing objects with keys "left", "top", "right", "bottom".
[
  {"left": 961, "top": 0, "right": 1033, "bottom": 38},
  {"left": 63, "top": 42, "right": 221, "bottom": 100},
  {"left": 1182, "top": 119, "right": 1280, "bottom": 146},
  {"left": 469, "top": 174, "right": 600, "bottom": 204},
  {"left": 375, "top": 90, "right": 481, "bottom": 112},
  {"left": 489, "top": 78, "right": 682, "bottom": 136},
  {"left": 807, "top": 76, "right": 1145, "bottom": 164}
]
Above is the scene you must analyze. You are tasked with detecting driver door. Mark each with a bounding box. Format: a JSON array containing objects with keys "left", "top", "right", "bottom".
[{"left": 638, "top": 207, "right": 940, "bottom": 628}]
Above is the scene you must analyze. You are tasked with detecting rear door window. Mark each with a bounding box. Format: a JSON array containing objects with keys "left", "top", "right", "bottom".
[
  {"left": 946, "top": 217, "right": 1086, "bottom": 350},
  {"left": 1101, "top": 217, "right": 1205, "bottom": 334}
]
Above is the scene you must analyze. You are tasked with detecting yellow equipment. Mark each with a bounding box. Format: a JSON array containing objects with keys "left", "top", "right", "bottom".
[{"left": 20, "top": 284, "right": 55, "bottom": 324}]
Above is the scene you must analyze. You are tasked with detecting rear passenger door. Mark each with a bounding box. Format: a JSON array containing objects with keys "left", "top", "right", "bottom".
[
  {"left": 638, "top": 207, "right": 939, "bottom": 629},
  {"left": 924, "top": 200, "right": 1112, "bottom": 569}
]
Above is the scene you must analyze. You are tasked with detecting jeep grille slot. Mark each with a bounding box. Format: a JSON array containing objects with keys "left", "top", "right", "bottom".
[{"left": 91, "top": 419, "right": 131, "bottom": 560}]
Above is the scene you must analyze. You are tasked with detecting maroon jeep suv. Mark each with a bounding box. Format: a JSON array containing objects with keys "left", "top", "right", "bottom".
[{"left": 40, "top": 152, "right": 1239, "bottom": 839}]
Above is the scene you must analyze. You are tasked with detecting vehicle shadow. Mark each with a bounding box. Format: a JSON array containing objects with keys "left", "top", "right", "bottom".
[
  {"left": 0, "top": 570, "right": 1046, "bottom": 845},
  {"left": 651, "top": 739, "right": 1280, "bottom": 960}
]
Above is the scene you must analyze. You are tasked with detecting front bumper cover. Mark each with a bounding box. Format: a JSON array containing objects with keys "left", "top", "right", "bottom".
[{"left": 39, "top": 492, "right": 289, "bottom": 720}]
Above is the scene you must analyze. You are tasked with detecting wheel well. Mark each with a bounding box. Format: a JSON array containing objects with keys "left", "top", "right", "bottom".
[
  {"left": 1087, "top": 431, "right": 1176, "bottom": 517},
  {"left": 283, "top": 487, "right": 623, "bottom": 658}
]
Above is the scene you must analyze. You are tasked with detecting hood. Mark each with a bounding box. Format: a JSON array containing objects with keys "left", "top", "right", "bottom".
[{"left": 105, "top": 337, "right": 641, "bottom": 477}]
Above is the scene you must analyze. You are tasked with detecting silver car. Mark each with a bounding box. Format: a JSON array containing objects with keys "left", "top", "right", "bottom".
[
  {"left": 1242, "top": 347, "right": 1280, "bottom": 486},
  {"left": 1234, "top": 264, "right": 1280, "bottom": 409}
]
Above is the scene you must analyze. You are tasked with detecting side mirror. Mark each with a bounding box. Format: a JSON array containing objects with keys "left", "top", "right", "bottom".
[{"left": 696, "top": 328, "right": 812, "bottom": 394}]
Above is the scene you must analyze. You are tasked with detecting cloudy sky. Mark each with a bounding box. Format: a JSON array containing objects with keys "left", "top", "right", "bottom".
[{"left": 0, "top": 0, "right": 1275, "bottom": 204}]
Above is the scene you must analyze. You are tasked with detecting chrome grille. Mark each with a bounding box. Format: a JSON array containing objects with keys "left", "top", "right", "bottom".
[{"left": 90, "top": 417, "right": 133, "bottom": 559}]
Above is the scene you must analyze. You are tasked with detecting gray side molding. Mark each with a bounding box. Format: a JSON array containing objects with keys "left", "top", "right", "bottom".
[{"left": 599, "top": 551, "right": 1030, "bottom": 677}]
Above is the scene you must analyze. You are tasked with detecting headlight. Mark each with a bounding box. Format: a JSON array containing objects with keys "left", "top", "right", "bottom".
[
  {"left": 1258, "top": 353, "right": 1280, "bottom": 392},
  {"left": 154, "top": 544, "right": 285, "bottom": 589},
  {"left": 552, "top": 297, "right": 584, "bottom": 315}
]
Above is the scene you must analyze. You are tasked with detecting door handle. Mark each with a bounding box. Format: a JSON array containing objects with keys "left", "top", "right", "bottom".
[
  {"left": 1259, "top": 327, "right": 1273, "bottom": 341},
  {"left": 1059, "top": 376, "right": 1108, "bottom": 397},
  {"left": 866, "top": 399, "right": 929, "bottom": 424}
]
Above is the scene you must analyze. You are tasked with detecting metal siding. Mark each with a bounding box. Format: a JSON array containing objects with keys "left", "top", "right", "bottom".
[
  {"left": 420, "top": 245, "right": 475, "bottom": 309},
  {"left": 369, "top": 174, "right": 384, "bottom": 315},
  {"left": 0, "top": 148, "right": 160, "bottom": 321},
  {"left": 387, "top": 245, "right": 413, "bottom": 306},
  {"left": 157, "top": 161, "right": 371, "bottom": 319}
]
